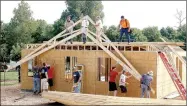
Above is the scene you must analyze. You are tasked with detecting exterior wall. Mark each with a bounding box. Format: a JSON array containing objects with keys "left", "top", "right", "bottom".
[
  {"left": 156, "top": 53, "right": 186, "bottom": 98},
  {"left": 21, "top": 49, "right": 158, "bottom": 98}
]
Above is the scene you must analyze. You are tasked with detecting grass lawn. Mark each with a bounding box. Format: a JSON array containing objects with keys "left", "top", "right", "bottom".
[
  {"left": 0, "top": 71, "right": 19, "bottom": 86},
  {"left": 0, "top": 71, "right": 18, "bottom": 81}
]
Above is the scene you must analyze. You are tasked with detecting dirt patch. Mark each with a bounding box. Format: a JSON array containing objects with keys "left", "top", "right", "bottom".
[{"left": 1, "top": 84, "right": 61, "bottom": 105}]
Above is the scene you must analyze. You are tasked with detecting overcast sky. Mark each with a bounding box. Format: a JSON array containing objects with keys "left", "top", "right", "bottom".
[{"left": 1, "top": 1, "right": 186, "bottom": 29}]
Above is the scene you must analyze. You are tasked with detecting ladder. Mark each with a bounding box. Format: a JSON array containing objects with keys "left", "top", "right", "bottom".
[{"left": 158, "top": 51, "right": 186, "bottom": 100}]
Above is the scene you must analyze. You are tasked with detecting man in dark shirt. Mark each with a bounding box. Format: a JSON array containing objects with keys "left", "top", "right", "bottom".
[
  {"left": 33, "top": 66, "right": 40, "bottom": 94},
  {"left": 72, "top": 66, "right": 82, "bottom": 93},
  {"left": 40, "top": 63, "right": 48, "bottom": 92}
]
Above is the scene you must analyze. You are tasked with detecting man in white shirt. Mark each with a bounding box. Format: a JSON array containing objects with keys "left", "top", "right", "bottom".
[
  {"left": 81, "top": 17, "right": 89, "bottom": 44},
  {"left": 95, "top": 16, "right": 103, "bottom": 42},
  {"left": 119, "top": 70, "right": 132, "bottom": 96},
  {"left": 64, "top": 15, "right": 74, "bottom": 44}
]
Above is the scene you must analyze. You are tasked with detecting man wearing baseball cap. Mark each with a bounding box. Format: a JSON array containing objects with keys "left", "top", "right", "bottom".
[
  {"left": 118, "top": 15, "right": 131, "bottom": 44},
  {"left": 140, "top": 71, "right": 153, "bottom": 98}
]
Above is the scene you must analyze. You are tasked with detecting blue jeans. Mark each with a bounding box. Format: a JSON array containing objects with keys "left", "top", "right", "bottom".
[
  {"left": 140, "top": 84, "right": 150, "bottom": 98},
  {"left": 33, "top": 78, "right": 40, "bottom": 92},
  {"left": 74, "top": 82, "right": 81, "bottom": 93},
  {"left": 119, "top": 28, "right": 130, "bottom": 43}
]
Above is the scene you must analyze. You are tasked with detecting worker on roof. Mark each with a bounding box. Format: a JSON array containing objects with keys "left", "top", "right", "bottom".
[
  {"left": 140, "top": 71, "right": 153, "bottom": 98},
  {"left": 64, "top": 15, "right": 74, "bottom": 44},
  {"left": 95, "top": 16, "right": 103, "bottom": 42},
  {"left": 118, "top": 15, "right": 131, "bottom": 44},
  {"left": 81, "top": 16, "right": 89, "bottom": 44}
]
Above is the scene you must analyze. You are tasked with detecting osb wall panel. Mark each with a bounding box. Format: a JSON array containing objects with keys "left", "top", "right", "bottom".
[
  {"left": 157, "top": 56, "right": 176, "bottom": 98},
  {"left": 21, "top": 49, "right": 157, "bottom": 98}
]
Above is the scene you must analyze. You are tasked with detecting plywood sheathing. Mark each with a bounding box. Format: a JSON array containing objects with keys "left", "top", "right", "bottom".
[
  {"left": 21, "top": 49, "right": 180, "bottom": 99},
  {"left": 42, "top": 91, "right": 186, "bottom": 105}
]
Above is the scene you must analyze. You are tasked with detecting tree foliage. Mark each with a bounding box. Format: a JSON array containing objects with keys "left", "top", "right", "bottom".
[
  {"left": 142, "top": 26, "right": 161, "bottom": 42},
  {"left": 131, "top": 28, "right": 147, "bottom": 42}
]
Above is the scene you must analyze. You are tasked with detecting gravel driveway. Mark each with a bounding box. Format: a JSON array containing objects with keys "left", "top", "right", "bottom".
[{"left": 1, "top": 83, "right": 63, "bottom": 105}]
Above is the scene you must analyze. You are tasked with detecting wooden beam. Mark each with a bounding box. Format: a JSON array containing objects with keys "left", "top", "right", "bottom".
[
  {"left": 22, "top": 18, "right": 83, "bottom": 60},
  {"left": 87, "top": 33, "right": 139, "bottom": 80},
  {"left": 89, "top": 30, "right": 141, "bottom": 79},
  {"left": 160, "top": 37, "right": 186, "bottom": 65},
  {"left": 42, "top": 91, "right": 186, "bottom": 105},
  {"left": 6, "top": 31, "right": 81, "bottom": 71}
]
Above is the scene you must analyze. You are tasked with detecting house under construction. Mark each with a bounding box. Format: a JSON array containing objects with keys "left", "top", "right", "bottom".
[{"left": 6, "top": 16, "right": 186, "bottom": 105}]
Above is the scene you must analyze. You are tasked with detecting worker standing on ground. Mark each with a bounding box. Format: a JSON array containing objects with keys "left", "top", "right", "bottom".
[
  {"left": 108, "top": 66, "right": 119, "bottom": 96},
  {"left": 47, "top": 65, "right": 54, "bottom": 91},
  {"left": 64, "top": 15, "right": 74, "bottom": 44},
  {"left": 119, "top": 70, "right": 132, "bottom": 96},
  {"left": 40, "top": 63, "right": 49, "bottom": 93},
  {"left": 118, "top": 16, "right": 131, "bottom": 44},
  {"left": 32, "top": 66, "right": 40, "bottom": 95},
  {"left": 95, "top": 16, "right": 103, "bottom": 42},
  {"left": 71, "top": 66, "right": 82, "bottom": 93},
  {"left": 140, "top": 71, "right": 153, "bottom": 98},
  {"left": 81, "top": 16, "right": 89, "bottom": 44}
]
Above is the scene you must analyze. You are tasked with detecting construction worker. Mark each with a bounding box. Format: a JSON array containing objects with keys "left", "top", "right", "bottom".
[
  {"left": 81, "top": 16, "right": 89, "bottom": 44},
  {"left": 64, "top": 15, "right": 74, "bottom": 44},
  {"left": 119, "top": 70, "right": 132, "bottom": 96},
  {"left": 118, "top": 15, "right": 131, "bottom": 44},
  {"left": 32, "top": 66, "right": 40, "bottom": 95},
  {"left": 71, "top": 66, "right": 82, "bottom": 93},
  {"left": 95, "top": 16, "right": 103, "bottom": 42},
  {"left": 40, "top": 63, "right": 49, "bottom": 92},
  {"left": 47, "top": 65, "right": 54, "bottom": 91},
  {"left": 140, "top": 71, "right": 153, "bottom": 98},
  {"left": 108, "top": 66, "right": 120, "bottom": 96}
]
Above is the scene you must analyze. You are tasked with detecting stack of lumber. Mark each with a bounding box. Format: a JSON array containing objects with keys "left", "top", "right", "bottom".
[{"left": 42, "top": 91, "right": 186, "bottom": 105}]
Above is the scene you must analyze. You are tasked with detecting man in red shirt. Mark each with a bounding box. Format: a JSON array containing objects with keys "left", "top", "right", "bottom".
[
  {"left": 47, "top": 65, "right": 54, "bottom": 90},
  {"left": 108, "top": 66, "right": 119, "bottom": 96}
]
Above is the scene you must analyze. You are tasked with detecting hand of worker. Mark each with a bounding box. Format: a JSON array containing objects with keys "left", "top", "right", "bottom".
[{"left": 128, "top": 28, "right": 130, "bottom": 32}]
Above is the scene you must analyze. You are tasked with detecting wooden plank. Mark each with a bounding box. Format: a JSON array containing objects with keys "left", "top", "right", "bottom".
[
  {"left": 87, "top": 16, "right": 156, "bottom": 93},
  {"left": 22, "top": 18, "right": 83, "bottom": 60},
  {"left": 42, "top": 91, "right": 186, "bottom": 105},
  {"left": 89, "top": 30, "right": 141, "bottom": 79},
  {"left": 160, "top": 37, "right": 186, "bottom": 66},
  {"left": 6, "top": 31, "right": 81, "bottom": 71},
  {"left": 87, "top": 33, "right": 139, "bottom": 80}
]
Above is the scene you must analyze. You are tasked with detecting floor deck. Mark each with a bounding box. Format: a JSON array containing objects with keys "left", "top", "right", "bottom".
[{"left": 42, "top": 91, "right": 186, "bottom": 105}]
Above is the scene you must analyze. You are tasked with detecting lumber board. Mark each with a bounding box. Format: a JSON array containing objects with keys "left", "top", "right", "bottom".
[
  {"left": 86, "top": 33, "right": 139, "bottom": 79},
  {"left": 89, "top": 30, "right": 141, "bottom": 79},
  {"left": 26, "top": 42, "right": 184, "bottom": 48},
  {"left": 42, "top": 91, "right": 186, "bottom": 105},
  {"left": 21, "top": 18, "right": 83, "bottom": 60},
  {"left": 160, "top": 37, "right": 186, "bottom": 65},
  {"left": 6, "top": 31, "right": 81, "bottom": 71}
]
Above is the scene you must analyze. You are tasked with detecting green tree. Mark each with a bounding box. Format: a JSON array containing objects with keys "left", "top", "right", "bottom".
[
  {"left": 31, "top": 20, "right": 53, "bottom": 43},
  {"left": 160, "top": 27, "right": 177, "bottom": 41},
  {"left": 52, "top": 1, "right": 104, "bottom": 41},
  {"left": 105, "top": 25, "right": 119, "bottom": 42},
  {"left": 10, "top": 43, "right": 25, "bottom": 61},
  {"left": 176, "top": 24, "right": 186, "bottom": 42},
  {"left": 142, "top": 26, "right": 161, "bottom": 42},
  {"left": 4, "top": 1, "right": 36, "bottom": 61},
  {"left": 0, "top": 21, "right": 9, "bottom": 62},
  {"left": 0, "top": 44, "right": 9, "bottom": 62},
  {"left": 131, "top": 28, "right": 147, "bottom": 42}
]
